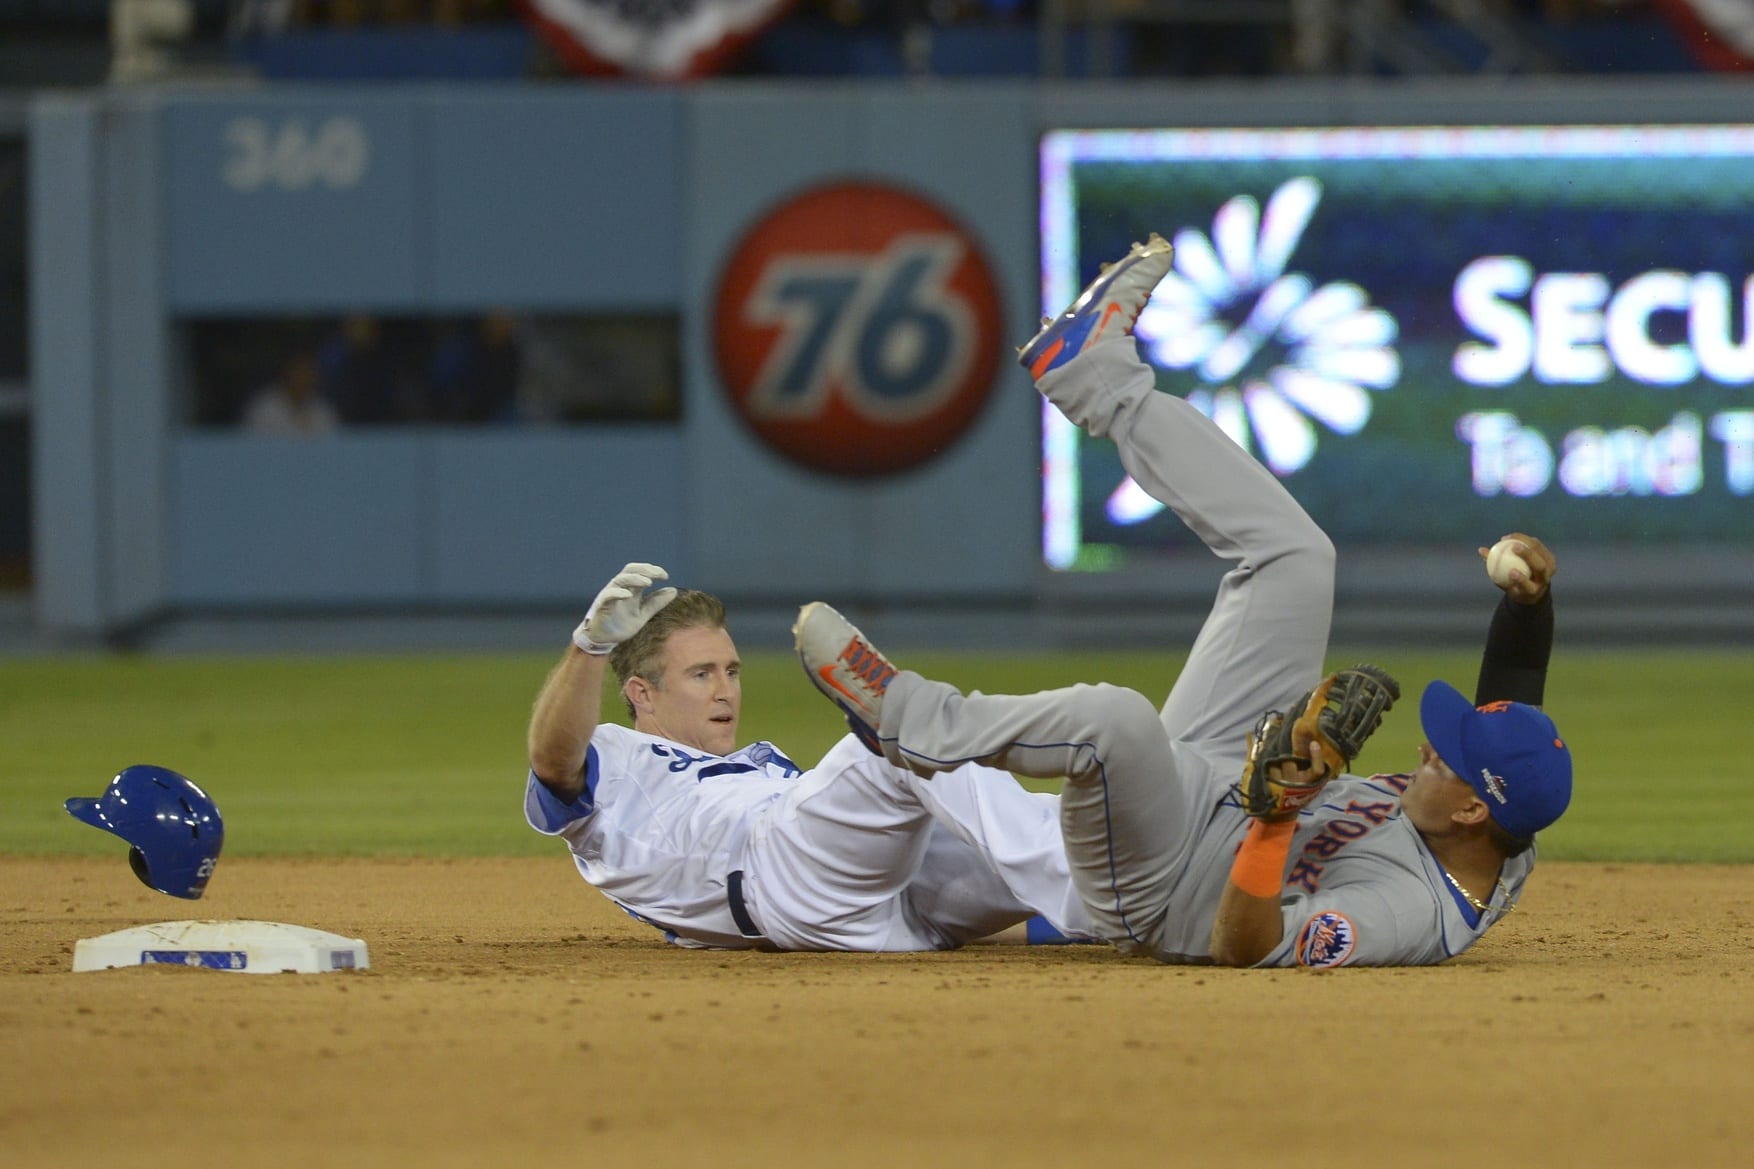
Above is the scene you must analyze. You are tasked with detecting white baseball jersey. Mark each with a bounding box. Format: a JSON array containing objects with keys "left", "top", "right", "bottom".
[
  {"left": 527, "top": 724, "right": 1092, "bottom": 951},
  {"left": 525, "top": 724, "right": 800, "bottom": 948}
]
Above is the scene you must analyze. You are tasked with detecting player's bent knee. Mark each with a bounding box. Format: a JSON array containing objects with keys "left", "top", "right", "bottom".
[
  {"left": 1274, "top": 508, "right": 1333, "bottom": 563},
  {"left": 1296, "top": 525, "right": 1336, "bottom": 578},
  {"left": 1061, "top": 682, "right": 1152, "bottom": 717},
  {"left": 1260, "top": 520, "right": 1334, "bottom": 585},
  {"left": 1062, "top": 684, "right": 1164, "bottom": 750}
]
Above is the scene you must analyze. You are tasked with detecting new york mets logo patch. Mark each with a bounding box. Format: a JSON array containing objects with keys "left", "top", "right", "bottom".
[{"left": 1296, "top": 910, "right": 1357, "bottom": 969}]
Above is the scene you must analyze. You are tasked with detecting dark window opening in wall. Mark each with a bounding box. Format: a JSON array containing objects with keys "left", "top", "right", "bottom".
[
  {"left": 181, "top": 313, "right": 681, "bottom": 435},
  {"left": 0, "top": 136, "right": 23, "bottom": 385},
  {"left": 1, "top": 128, "right": 30, "bottom": 588},
  {"left": 0, "top": 418, "right": 26, "bottom": 590}
]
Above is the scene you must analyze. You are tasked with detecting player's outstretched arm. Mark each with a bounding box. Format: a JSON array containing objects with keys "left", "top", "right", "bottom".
[
  {"left": 1473, "top": 533, "right": 1557, "bottom": 707},
  {"left": 527, "top": 648, "right": 609, "bottom": 803},
  {"left": 527, "top": 563, "right": 677, "bottom": 801}
]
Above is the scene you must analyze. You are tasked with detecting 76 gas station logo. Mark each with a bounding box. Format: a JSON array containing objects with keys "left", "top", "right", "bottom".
[{"left": 714, "top": 182, "right": 1003, "bottom": 477}]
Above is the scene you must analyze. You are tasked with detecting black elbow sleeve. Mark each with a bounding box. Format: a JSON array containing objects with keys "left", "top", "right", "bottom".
[{"left": 1474, "top": 591, "right": 1554, "bottom": 707}]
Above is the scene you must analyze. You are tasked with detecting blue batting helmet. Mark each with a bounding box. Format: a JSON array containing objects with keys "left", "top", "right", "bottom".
[{"left": 65, "top": 765, "right": 224, "bottom": 899}]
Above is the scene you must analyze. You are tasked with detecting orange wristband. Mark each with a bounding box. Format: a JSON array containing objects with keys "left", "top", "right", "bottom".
[{"left": 1230, "top": 819, "right": 1297, "bottom": 899}]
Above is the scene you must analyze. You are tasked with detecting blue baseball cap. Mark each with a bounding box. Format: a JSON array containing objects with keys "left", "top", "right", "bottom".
[{"left": 1419, "top": 681, "right": 1572, "bottom": 840}]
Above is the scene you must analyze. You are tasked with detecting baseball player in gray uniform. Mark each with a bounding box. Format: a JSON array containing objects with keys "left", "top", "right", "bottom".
[
  {"left": 524, "top": 578, "right": 1092, "bottom": 951},
  {"left": 796, "top": 233, "right": 1573, "bottom": 968}
]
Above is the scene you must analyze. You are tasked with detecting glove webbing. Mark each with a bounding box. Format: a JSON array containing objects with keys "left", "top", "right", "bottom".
[{"left": 1236, "top": 664, "right": 1401, "bottom": 821}]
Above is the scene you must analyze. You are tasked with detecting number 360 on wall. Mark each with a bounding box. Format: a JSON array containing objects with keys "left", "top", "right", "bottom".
[{"left": 221, "top": 115, "right": 370, "bottom": 192}]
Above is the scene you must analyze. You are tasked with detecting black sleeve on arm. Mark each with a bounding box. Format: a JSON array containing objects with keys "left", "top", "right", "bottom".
[{"left": 1474, "top": 590, "right": 1554, "bottom": 707}]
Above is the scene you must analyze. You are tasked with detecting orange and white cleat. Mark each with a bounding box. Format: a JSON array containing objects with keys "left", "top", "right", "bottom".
[{"left": 793, "top": 601, "right": 898, "bottom": 754}]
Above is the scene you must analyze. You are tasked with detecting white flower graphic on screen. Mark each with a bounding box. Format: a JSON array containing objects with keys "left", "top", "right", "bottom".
[{"left": 1110, "top": 177, "right": 1399, "bottom": 524}]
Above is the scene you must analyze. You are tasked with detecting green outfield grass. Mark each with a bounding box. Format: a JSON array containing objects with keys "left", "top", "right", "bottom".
[{"left": 1, "top": 646, "right": 1747, "bottom": 862}]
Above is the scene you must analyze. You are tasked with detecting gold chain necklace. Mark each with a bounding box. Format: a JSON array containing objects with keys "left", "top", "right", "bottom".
[{"left": 1444, "top": 870, "right": 1516, "bottom": 917}]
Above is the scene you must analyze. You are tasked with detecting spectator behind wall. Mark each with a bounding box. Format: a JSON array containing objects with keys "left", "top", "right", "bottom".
[
  {"left": 241, "top": 351, "right": 341, "bottom": 437},
  {"left": 318, "top": 314, "right": 421, "bottom": 424},
  {"left": 430, "top": 311, "right": 522, "bottom": 423}
]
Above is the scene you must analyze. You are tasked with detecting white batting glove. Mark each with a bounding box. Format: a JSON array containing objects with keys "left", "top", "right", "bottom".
[{"left": 573, "top": 563, "right": 678, "bottom": 655}]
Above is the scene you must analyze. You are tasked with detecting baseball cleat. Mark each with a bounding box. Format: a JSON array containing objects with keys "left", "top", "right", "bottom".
[
  {"left": 794, "top": 602, "right": 897, "bottom": 754},
  {"left": 1017, "top": 233, "right": 1174, "bottom": 379}
]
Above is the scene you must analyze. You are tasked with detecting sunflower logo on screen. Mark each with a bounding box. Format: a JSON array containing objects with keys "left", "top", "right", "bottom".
[{"left": 1110, "top": 177, "right": 1399, "bottom": 523}]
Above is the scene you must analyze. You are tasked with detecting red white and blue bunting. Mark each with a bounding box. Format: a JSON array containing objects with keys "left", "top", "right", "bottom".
[
  {"left": 1658, "top": 0, "right": 1754, "bottom": 71},
  {"left": 521, "top": 0, "right": 793, "bottom": 80}
]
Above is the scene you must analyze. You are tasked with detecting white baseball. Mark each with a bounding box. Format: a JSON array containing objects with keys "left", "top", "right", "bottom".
[{"left": 1486, "top": 539, "right": 1531, "bottom": 588}]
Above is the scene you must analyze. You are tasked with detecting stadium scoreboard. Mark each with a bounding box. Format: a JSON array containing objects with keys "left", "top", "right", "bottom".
[{"left": 1039, "top": 125, "right": 1754, "bottom": 569}]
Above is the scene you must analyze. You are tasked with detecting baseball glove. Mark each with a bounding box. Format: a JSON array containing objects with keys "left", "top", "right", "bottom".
[{"left": 1236, "top": 665, "right": 1402, "bottom": 822}]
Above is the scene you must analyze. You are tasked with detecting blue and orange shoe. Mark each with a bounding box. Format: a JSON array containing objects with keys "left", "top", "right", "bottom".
[
  {"left": 793, "top": 601, "right": 897, "bottom": 755},
  {"left": 1017, "top": 233, "right": 1174, "bottom": 379}
]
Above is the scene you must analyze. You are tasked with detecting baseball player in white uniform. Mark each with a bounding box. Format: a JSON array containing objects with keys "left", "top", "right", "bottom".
[
  {"left": 524, "top": 576, "right": 1092, "bottom": 951},
  {"left": 795, "top": 233, "right": 1574, "bottom": 968}
]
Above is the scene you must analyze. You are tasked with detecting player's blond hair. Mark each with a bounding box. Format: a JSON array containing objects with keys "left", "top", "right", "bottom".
[{"left": 609, "top": 590, "right": 728, "bottom": 720}]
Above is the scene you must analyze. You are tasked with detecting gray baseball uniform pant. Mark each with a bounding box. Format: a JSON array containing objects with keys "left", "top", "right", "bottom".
[{"left": 875, "top": 337, "right": 1335, "bottom": 959}]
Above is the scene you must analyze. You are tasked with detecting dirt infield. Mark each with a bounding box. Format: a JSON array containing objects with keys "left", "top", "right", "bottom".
[{"left": 3, "top": 856, "right": 1750, "bottom": 1169}]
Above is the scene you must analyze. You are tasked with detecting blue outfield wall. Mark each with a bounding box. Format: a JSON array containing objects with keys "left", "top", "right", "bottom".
[
  {"left": 31, "top": 81, "right": 1049, "bottom": 637},
  {"left": 29, "top": 79, "right": 1754, "bottom": 638}
]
